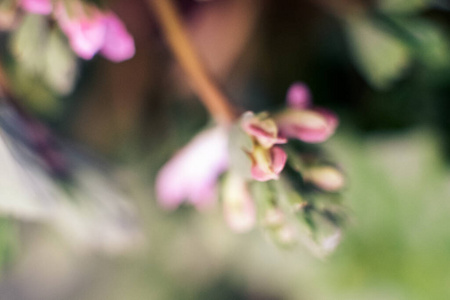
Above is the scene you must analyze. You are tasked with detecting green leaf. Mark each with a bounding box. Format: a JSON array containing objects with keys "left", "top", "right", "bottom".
[
  {"left": 45, "top": 29, "right": 77, "bottom": 95},
  {"left": 377, "top": 0, "right": 432, "bottom": 14},
  {"left": 0, "top": 218, "right": 18, "bottom": 275},
  {"left": 392, "top": 17, "right": 450, "bottom": 69},
  {"left": 344, "top": 15, "right": 411, "bottom": 90},
  {"left": 9, "top": 15, "right": 77, "bottom": 116},
  {"left": 10, "top": 14, "right": 48, "bottom": 74},
  {"left": 0, "top": 0, "right": 16, "bottom": 12}
]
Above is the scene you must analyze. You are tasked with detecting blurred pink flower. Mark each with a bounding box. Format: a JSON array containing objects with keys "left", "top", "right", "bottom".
[
  {"left": 55, "top": 2, "right": 107, "bottom": 60},
  {"left": 55, "top": 2, "right": 135, "bottom": 62},
  {"left": 100, "top": 13, "right": 136, "bottom": 62},
  {"left": 155, "top": 127, "right": 228, "bottom": 210},
  {"left": 275, "top": 82, "right": 338, "bottom": 143},
  {"left": 19, "top": 0, "right": 52, "bottom": 15}
]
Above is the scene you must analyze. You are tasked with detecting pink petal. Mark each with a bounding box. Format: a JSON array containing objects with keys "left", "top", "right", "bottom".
[
  {"left": 276, "top": 109, "right": 338, "bottom": 143},
  {"left": 287, "top": 126, "right": 332, "bottom": 143},
  {"left": 55, "top": 3, "right": 107, "bottom": 60},
  {"left": 244, "top": 123, "right": 287, "bottom": 147},
  {"left": 155, "top": 127, "right": 228, "bottom": 210},
  {"left": 314, "top": 107, "right": 339, "bottom": 130},
  {"left": 250, "top": 147, "right": 286, "bottom": 182},
  {"left": 251, "top": 164, "right": 278, "bottom": 181},
  {"left": 270, "top": 146, "right": 287, "bottom": 175},
  {"left": 286, "top": 82, "right": 312, "bottom": 109},
  {"left": 100, "top": 13, "right": 135, "bottom": 62},
  {"left": 20, "top": 0, "right": 52, "bottom": 15},
  {"left": 241, "top": 112, "right": 286, "bottom": 149}
]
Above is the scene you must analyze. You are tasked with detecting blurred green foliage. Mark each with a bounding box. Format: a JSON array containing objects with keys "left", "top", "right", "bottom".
[
  {"left": 9, "top": 14, "right": 76, "bottom": 117},
  {"left": 72, "top": 129, "right": 450, "bottom": 300},
  {"left": 0, "top": 218, "right": 17, "bottom": 277}
]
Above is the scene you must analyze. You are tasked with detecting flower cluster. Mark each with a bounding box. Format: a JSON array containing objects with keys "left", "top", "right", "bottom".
[
  {"left": 241, "top": 112, "right": 287, "bottom": 181},
  {"left": 155, "top": 82, "right": 346, "bottom": 255},
  {"left": 18, "top": 0, "right": 135, "bottom": 62}
]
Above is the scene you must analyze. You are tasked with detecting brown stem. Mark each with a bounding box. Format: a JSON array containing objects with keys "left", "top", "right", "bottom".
[
  {"left": 147, "top": 0, "right": 237, "bottom": 125},
  {"left": 0, "top": 60, "right": 12, "bottom": 98}
]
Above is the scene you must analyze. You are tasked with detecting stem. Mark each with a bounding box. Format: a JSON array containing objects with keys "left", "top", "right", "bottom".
[
  {"left": 0, "top": 60, "right": 12, "bottom": 98},
  {"left": 147, "top": 0, "right": 237, "bottom": 125}
]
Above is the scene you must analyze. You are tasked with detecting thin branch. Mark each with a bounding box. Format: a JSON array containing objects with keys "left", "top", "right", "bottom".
[
  {"left": 0, "top": 59, "right": 12, "bottom": 98},
  {"left": 147, "top": 0, "right": 237, "bottom": 125}
]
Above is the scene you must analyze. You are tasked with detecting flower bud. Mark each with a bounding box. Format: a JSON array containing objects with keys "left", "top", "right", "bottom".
[
  {"left": 286, "top": 82, "right": 311, "bottom": 109},
  {"left": 306, "top": 166, "right": 345, "bottom": 192},
  {"left": 222, "top": 173, "right": 256, "bottom": 232},
  {"left": 100, "top": 13, "right": 135, "bottom": 62},
  {"left": 275, "top": 109, "right": 338, "bottom": 143},
  {"left": 250, "top": 145, "right": 287, "bottom": 182},
  {"left": 241, "top": 112, "right": 286, "bottom": 149}
]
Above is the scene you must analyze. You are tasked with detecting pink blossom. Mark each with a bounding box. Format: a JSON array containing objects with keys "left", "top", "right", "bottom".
[
  {"left": 286, "top": 82, "right": 311, "bottom": 109},
  {"left": 275, "top": 83, "right": 338, "bottom": 143},
  {"left": 241, "top": 112, "right": 286, "bottom": 149},
  {"left": 55, "top": 3, "right": 107, "bottom": 60},
  {"left": 19, "top": 0, "right": 52, "bottom": 15},
  {"left": 276, "top": 110, "right": 337, "bottom": 143},
  {"left": 240, "top": 112, "right": 287, "bottom": 181},
  {"left": 250, "top": 145, "right": 287, "bottom": 182},
  {"left": 100, "top": 13, "right": 136, "bottom": 62},
  {"left": 55, "top": 2, "right": 135, "bottom": 62},
  {"left": 155, "top": 127, "right": 228, "bottom": 210}
]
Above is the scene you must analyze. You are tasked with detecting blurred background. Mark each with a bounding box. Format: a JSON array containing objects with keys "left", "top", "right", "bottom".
[{"left": 1, "top": 0, "right": 450, "bottom": 299}]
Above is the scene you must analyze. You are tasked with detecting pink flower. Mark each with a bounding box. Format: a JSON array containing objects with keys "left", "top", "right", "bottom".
[
  {"left": 286, "top": 82, "right": 311, "bottom": 109},
  {"left": 250, "top": 145, "right": 287, "bottom": 181},
  {"left": 55, "top": 2, "right": 135, "bottom": 62},
  {"left": 155, "top": 127, "right": 228, "bottom": 210},
  {"left": 55, "top": 2, "right": 107, "bottom": 60},
  {"left": 276, "top": 109, "right": 338, "bottom": 143},
  {"left": 100, "top": 13, "right": 136, "bottom": 62},
  {"left": 275, "top": 82, "right": 338, "bottom": 143},
  {"left": 20, "top": 0, "right": 52, "bottom": 15},
  {"left": 241, "top": 112, "right": 286, "bottom": 149},
  {"left": 241, "top": 112, "right": 287, "bottom": 182}
]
